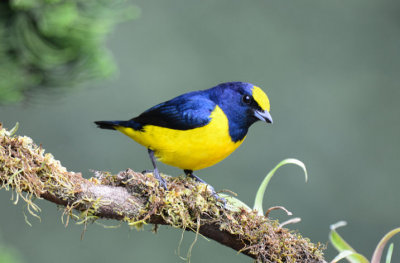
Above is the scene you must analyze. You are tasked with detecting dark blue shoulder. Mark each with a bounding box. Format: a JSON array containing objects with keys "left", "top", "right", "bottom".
[{"left": 131, "top": 91, "right": 216, "bottom": 130}]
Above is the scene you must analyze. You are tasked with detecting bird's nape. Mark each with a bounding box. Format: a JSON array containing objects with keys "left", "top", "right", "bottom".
[{"left": 94, "top": 82, "right": 272, "bottom": 203}]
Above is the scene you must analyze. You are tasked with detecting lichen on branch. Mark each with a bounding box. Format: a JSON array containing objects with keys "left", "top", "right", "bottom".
[{"left": 0, "top": 123, "right": 325, "bottom": 262}]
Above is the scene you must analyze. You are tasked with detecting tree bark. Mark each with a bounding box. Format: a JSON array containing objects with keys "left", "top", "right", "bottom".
[{"left": 0, "top": 123, "right": 325, "bottom": 262}]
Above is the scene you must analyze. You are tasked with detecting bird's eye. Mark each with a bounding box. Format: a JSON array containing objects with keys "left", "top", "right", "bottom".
[{"left": 242, "top": 95, "right": 251, "bottom": 104}]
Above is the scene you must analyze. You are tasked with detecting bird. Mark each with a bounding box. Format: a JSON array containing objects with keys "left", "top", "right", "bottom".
[{"left": 95, "top": 82, "right": 272, "bottom": 198}]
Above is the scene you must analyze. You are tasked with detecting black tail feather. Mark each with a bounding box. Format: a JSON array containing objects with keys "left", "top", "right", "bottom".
[
  {"left": 94, "top": 121, "right": 118, "bottom": 130},
  {"left": 95, "top": 120, "right": 142, "bottom": 130}
]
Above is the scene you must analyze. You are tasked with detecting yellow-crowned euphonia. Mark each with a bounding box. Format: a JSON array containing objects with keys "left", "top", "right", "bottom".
[{"left": 95, "top": 82, "right": 272, "bottom": 195}]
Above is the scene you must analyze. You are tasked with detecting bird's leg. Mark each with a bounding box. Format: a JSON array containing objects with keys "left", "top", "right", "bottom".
[
  {"left": 183, "top": 170, "right": 226, "bottom": 205},
  {"left": 148, "top": 149, "right": 167, "bottom": 190},
  {"left": 184, "top": 169, "right": 209, "bottom": 184}
]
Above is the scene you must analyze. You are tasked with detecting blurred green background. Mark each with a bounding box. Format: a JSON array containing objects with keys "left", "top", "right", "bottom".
[{"left": 1, "top": 0, "right": 400, "bottom": 262}]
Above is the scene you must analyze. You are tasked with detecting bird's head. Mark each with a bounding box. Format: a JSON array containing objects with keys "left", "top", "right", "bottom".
[{"left": 209, "top": 82, "right": 272, "bottom": 141}]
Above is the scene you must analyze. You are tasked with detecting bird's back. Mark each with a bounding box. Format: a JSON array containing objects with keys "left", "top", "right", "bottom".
[
  {"left": 112, "top": 90, "right": 244, "bottom": 170},
  {"left": 95, "top": 82, "right": 270, "bottom": 171}
]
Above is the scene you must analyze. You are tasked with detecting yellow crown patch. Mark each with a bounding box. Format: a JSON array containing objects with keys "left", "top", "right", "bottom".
[{"left": 252, "top": 86, "right": 270, "bottom": 111}]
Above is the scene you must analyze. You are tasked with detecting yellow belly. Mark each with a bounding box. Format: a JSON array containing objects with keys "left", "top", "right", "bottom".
[{"left": 116, "top": 106, "right": 245, "bottom": 170}]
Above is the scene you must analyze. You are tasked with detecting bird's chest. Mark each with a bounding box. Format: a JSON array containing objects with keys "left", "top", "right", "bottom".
[{"left": 121, "top": 106, "right": 245, "bottom": 170}]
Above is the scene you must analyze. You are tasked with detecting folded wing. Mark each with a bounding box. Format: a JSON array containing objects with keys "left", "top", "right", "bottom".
[{"left": 131, "top": 93, "right": 216, "bottom": 131}]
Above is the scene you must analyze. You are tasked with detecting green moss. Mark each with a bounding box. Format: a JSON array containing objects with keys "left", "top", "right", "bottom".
[{"left": 0, "top": 123, "right": 325, "bottom": 262}]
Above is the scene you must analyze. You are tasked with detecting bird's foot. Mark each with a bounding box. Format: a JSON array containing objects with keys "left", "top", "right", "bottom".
[
  {"left": 185, "top": 171, "right": 226, "bottom": 206},
  {"left": 143, "top": 168, "right": 167, "bottom": 190},
  {"left": 211, "top": 191, "right": 227, "bottom": 206}
]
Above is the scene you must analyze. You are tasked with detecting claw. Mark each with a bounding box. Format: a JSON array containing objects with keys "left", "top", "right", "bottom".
[
  {"left": 211, "top": 191, "right": 227, "bottom": 206},
  {"left": 184, "top": 169, "right": 226, "bottom": 206},
  {"left": 141, "top": 169, "right": 167, "bottom": 189},
  {"left": 152, "top": 168, "right": 167, "bottom": 190}
]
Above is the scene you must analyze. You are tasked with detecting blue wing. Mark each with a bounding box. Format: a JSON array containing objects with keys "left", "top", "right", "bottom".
[{"left": 130, "top": 92, "right": 216, "bottom": 131}]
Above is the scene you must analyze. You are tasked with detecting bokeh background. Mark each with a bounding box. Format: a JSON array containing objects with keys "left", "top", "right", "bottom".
[{"left": 1, "top": 0, "right": 400, "bottom": 262}]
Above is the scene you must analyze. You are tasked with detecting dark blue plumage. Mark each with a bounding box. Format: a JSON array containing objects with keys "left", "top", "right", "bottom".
[
  {"left": 208, "top": 82, "right": 263, "bottom": 142},
  {"left": 131, "top": 92, "right": 215, "bottom": 131},
  {"left": 95, "top": 82, "right": 272, "bottom": 195},
  {"left": 95, "top": 82, "right": 270, "bottom": 142}
]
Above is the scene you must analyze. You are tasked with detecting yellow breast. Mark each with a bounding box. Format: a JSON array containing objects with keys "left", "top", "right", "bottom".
[{"left": 115, "top": 106, "right": 245, "bottom": 171}]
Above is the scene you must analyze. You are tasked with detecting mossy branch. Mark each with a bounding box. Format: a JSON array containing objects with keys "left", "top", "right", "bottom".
[{"left": 0, "top": 123, "right": 325, "bottom": 263}]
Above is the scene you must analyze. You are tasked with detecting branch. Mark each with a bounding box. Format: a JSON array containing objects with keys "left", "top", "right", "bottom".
[{"left": 0, "top": 123, "right": 325, "bottom": 262}]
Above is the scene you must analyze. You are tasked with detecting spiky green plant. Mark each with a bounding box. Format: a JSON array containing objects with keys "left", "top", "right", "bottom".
[{"left": 329, "top": 221, "right": 400, "bottom": 263}]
